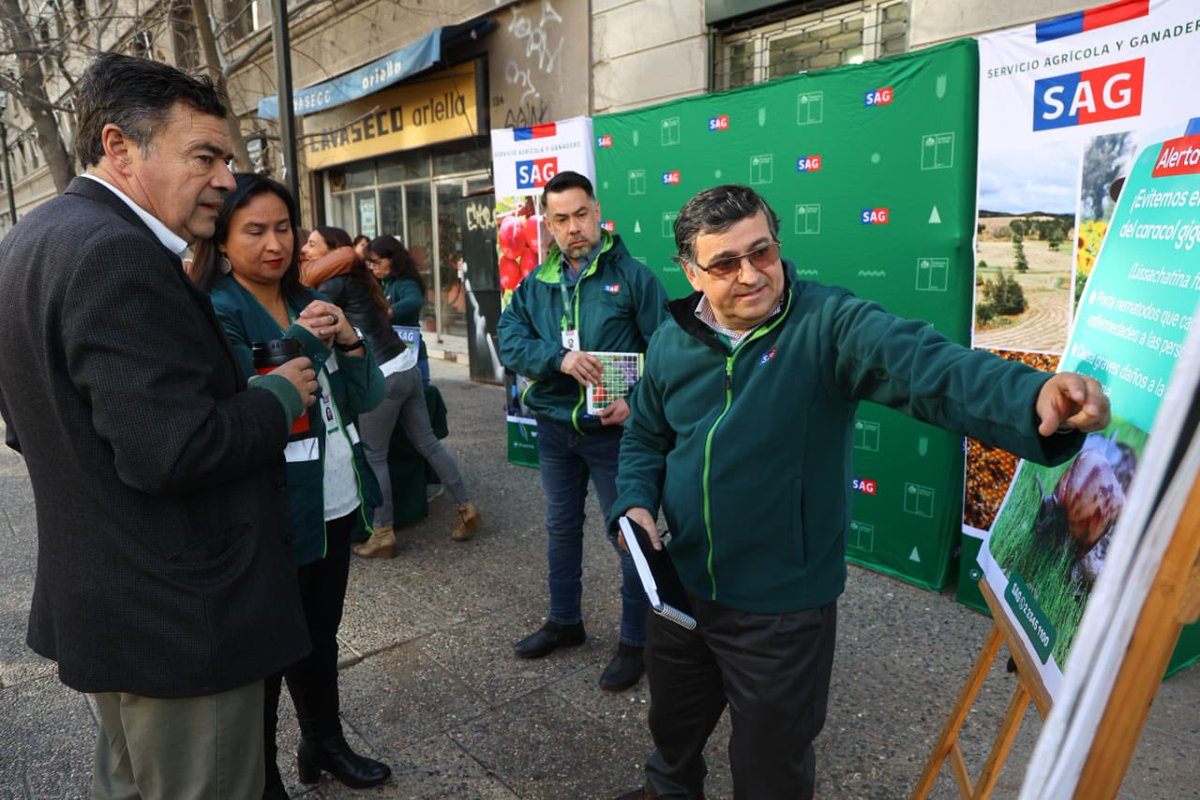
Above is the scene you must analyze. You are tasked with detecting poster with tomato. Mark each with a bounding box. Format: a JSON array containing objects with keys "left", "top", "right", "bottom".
[
  {"left": 490, "top": 117, "right": 597, "bottom": 466},
  {"left": 496, "top": 196, "right": 545, "bottom": 299}
]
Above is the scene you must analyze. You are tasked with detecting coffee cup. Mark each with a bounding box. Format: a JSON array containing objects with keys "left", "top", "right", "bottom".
[{"left": 252, "top": 338, "right": 310, "bottom": 435}]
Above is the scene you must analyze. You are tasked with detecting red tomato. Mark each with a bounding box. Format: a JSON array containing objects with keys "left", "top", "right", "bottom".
[
  {"left": 499, "top": 214, "right": 526, "bottom": 251},
  {"left": 499, "top": 255, "right": 521, "bottom": 290},
  {"left": 523, "top": 215, "right": 542, "bottom": 251}
]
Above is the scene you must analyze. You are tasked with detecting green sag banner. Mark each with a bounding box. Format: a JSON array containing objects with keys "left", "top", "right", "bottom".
[
  {"left": 594, "top": 40, "right": 979, "bottom": 590},
  {"left": 980, "top": 134, "right": 1200, "bottom": 698}
]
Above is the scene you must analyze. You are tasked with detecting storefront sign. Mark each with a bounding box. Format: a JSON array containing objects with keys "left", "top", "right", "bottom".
[
  {"left": 258, "top": 28, "right": 442, "bottom": 120},
  {"left": 301, "top": 62, "right": 480, "bottom": 170}
]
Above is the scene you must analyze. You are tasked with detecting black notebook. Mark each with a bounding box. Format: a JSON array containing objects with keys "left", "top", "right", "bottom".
[{"left": 619, "top": 516, "right": 697, "bottom": 630}]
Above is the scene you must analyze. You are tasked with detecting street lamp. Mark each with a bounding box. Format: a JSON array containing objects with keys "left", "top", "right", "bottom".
[{"left": 0, "top": 91, "right": 17, "bottom": 230}]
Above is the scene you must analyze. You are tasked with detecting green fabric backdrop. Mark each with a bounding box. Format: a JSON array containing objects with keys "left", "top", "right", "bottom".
[{"left": 593, "top": 39, "right": 979, "bottom": 590}]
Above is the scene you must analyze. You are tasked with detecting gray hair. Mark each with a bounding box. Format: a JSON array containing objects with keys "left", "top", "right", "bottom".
[
  {"left": 74, "top": 52, "right": 228, "bottom": 169},
  {"left": 673, "top": 185, "right": 780, "bottom": 267}
]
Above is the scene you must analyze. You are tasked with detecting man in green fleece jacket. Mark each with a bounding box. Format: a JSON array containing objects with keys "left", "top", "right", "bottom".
[
  {"left": 610, "top": 185, "right": 1110, "bottom": 800},
  {"left": 498, "top": 171, "right": 669, "bottom": 691}
]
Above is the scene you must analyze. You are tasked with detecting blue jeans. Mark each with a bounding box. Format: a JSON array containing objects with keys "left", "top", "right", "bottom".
[{"left": 536, "top": 418, "right": 648, "bottom": 647}]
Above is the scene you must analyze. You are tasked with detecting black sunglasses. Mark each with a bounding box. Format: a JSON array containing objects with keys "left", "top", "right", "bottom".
[{"left": 685, "top": 241, "right": 781, "bottom": 279}]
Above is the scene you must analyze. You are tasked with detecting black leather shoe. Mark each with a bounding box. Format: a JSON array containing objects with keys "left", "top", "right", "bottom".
[
  {"left": 599, "top": 643, "right": 645, "bottom": 691},
  {"left": 296, "top": 734, "right": 391, "bottom": 788},
  {"left": 513, "top": 620, "right": 586, "bottom": 658}
]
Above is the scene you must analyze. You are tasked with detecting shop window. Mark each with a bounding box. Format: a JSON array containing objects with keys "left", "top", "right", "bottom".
[
  {"left": 716, "top": 0, "right": 908, "bottom": 90},
  {"left": 433, "top": 146, "right": 489, "bottom": 177},
  {"left": 327, "top": 161, "right": 376, "bottom": 191},
  {"left": 325, "top": 144, "right": 489, "bottom": 342},
  {"left": 377, "top": 152, "right": 430, "bottom": 184}
]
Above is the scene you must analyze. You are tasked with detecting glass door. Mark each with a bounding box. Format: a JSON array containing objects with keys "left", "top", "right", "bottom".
[
  {"left": 435, "top": 179, "right": 469, "bottom": 339},
  {"left": 404, "top": 182, "right": 437, "bottom": 335}
]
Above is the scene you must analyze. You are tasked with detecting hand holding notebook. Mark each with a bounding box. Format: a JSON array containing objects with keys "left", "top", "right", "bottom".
[{"left": 618, "top": 516, "right": 697, "bottom": 630}]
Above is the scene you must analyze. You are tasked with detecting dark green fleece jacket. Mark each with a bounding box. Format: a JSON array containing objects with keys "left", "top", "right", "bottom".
[
  {"left": 613, "top": 271, "right": 1083, "bottom": 614},
  {"left": 497, "top": 232, "right": 668, "bottom": 433},
  {"left": 210, "top": 274, "right": 385, "bottom": 566}
]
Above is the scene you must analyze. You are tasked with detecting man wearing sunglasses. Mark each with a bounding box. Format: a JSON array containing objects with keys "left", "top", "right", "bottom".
[
  {"left": 498, "top": 171, "right": 669, "bottom": 692},
  {"left": 610, "top": 185, "right": 1110, "bottom": 800}
]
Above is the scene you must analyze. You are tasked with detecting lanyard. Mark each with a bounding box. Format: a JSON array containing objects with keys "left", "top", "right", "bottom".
[{"left": 559, "top": 279, "right": 577, "bottom": 334}]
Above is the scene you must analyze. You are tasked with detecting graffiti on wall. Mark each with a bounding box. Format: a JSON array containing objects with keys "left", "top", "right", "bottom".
[{"left": 491, "top": 1, "right": 567, "bottom": 129}]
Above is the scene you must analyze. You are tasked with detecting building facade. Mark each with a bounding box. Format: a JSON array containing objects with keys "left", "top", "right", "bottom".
[{"left": 0, "top": 0, "right": 1101, "bottom": 345}]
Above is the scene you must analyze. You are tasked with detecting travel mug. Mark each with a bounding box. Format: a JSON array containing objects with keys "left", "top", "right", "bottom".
[{"left": 251, "top": 338, "right": 311, "bottom": 435}]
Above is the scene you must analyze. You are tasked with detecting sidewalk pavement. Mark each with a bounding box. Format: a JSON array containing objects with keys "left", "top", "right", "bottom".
[{"left": 2, "top": 359, "right": 1197, "bottom": 799}]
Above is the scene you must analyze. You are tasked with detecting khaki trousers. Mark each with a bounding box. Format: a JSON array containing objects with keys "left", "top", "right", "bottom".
[{"left": 91, "top": 680, "right": 264, "bottom": 800}]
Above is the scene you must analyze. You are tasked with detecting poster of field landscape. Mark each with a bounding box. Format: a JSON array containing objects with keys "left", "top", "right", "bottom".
[{"left": 973, "top": 131, "right": 1080, "bottom": 355}]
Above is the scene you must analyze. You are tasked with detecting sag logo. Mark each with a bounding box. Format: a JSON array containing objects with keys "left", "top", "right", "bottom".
[
  {"left": 597, "top": 134, "right": 613, "bottom": 149},
  {"left": 708, "top": 115, "right": 730, "bottom": 131},
  {"left": 661, "top": 170, "right": 681, "bottom": 185},
  {"left": 1033, "top": 58, "right": 1144, "bottom": 131},
  {"left": 600, "top": 220, "right": 615, "bottom": 232},
  {"left": 861, "top": 208, "right": 889, "bottom": 225},
  {"left": 864, "top": 87, "right": 894, "bottom": 107},
  {"left": 758, "top": 346, "right": 777, "bottom": 366},
  {"left": 796, "top": 155, "right": 822, "bottom": 172},
  {"left": 852, "top": 477, "right": 877, "bottom": 495},
  {"left": 515, "top": 157, "right": 558, "bottom": 190},
  {"left": 603, "top": 283, "right": 621, "bottom": 294}
]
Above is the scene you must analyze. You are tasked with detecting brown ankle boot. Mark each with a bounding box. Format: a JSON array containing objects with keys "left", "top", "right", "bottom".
[
  {"left": 451, "top": 502, "right": 481, "bottom": 541},
  {"left": 353, "top": 525, "right": 396, "bottom": 558}
]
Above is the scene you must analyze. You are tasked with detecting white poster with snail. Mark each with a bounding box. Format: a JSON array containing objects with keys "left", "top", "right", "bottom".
[{"left": 978, "top": 130, "right": 1200, "bottom": 698}]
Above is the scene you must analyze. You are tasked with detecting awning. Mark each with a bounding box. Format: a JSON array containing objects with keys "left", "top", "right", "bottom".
[{"left": 257, "top": 18, "right": 493, "bottom": 120}]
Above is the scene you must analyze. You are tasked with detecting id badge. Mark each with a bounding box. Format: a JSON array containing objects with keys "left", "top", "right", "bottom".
[
  {"left": 319, "top": 392, "right": 338, "bottom": 432},
  {"left": 561, "top": 329, "right": 580, "bottom": 351}
]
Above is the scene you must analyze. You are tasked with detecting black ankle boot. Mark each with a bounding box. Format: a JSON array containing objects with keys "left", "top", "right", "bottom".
[{"left": 296, "top": 734, "right": 391, "bottom": 788}]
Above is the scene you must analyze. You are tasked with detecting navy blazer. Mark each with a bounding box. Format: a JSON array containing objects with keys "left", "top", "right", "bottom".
[{"left": 0, "top": 177, "right": 309, "bottom": 696}]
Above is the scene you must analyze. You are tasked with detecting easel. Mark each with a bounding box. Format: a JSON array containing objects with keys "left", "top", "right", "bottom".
[
  {"left": 914, "top": 465, "right": 1200, "bottom": 800},
  {"left": 912, "top": 580, "right": 1051, "bottom": 800},
  {"left": 1071, "top": 461, "right": 1200, "bottom": 797}
]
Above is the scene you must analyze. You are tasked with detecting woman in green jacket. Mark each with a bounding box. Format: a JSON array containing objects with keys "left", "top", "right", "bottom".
[
  {"left": 365, "top": 235, "right": 431, "bottom": 384},
  {"left": 191, "top": 174, "right": 391, "bottom": 796}
]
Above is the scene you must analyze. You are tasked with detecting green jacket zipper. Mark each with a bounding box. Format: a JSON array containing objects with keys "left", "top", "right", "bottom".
[{"left": 698, "top": 294, "right": 794, "bottom": 600}]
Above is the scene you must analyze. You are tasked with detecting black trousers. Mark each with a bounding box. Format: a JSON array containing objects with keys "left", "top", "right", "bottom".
[
  {"left": 644, "top": 595, "right": 838, "bottom": 800},
  {"left": 265, "top": 510, "right": 354, "bottom": 778}
]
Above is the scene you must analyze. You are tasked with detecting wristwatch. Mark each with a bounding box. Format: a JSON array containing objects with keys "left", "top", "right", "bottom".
[{"left": 334, "top": 327, "right": 366, "bottom": 353}]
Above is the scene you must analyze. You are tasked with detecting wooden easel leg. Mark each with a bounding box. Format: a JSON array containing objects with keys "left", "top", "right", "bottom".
[
  {"left": 971, "top": 682, "right": 1031, "bottom": 798},
  {"left": 912, "top": 624, "right": 1004, "bottom": 799}
]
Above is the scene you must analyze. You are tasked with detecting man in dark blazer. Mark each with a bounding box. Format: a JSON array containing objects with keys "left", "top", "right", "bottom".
[{"left": 0, "top": 54, "right": 318, "bottom": 798}]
